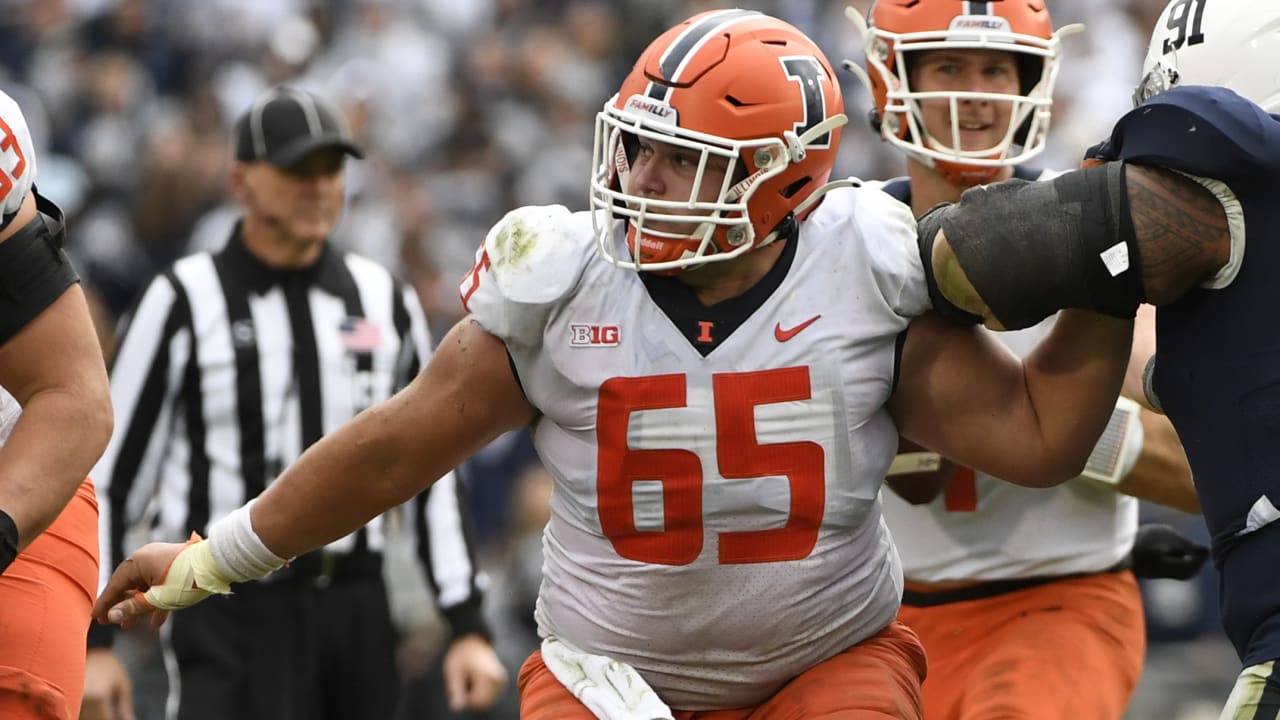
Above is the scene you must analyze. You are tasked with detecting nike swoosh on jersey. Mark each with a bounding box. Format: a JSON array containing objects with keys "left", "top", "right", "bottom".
[{"left": 774, "top": 315, "right": 821, "bottom": 342}]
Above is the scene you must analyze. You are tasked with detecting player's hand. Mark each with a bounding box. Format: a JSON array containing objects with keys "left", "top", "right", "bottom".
[
  {"left": 442, "top": 633, "right": 508, "bottom": 712},
  {"left": 80, "top": 648, "right": 135, "bottom": 720},
  {"left": 91, "top": 535, "right": 223, "bottom": 629},
  {"left": 1130, "top": 523, "right": 1210, "bottom": 580}
]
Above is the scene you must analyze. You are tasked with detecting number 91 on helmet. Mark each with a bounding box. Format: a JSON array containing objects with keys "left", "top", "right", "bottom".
[{"left": 589, "top": 10, "right": 848, "bottom": 274}]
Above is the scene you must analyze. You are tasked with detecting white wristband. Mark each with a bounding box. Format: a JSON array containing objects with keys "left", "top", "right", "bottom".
[
  {"left": 1079, "top": 396, "right": 1145, "bottom": 487},
  {"left": 206, "top": 500, "right": 288, "bottom": 584}
]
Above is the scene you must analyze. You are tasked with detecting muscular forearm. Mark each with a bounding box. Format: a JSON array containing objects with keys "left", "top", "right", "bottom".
[
  {"left": 0, "top": 386, "right": 112, "bottom": 547},
  {"left": 1018, "top": 310, "right": 1134, "bottom": 486},
  {"left": 1115, "top": 409, "right": 1199, "bottom": 514},
  {"left": 251, "top": 319, "right": 533, "bottom": 559},
  {"left": 0, "top": 285, "right": 112, "bottom": 549},
  {"left": 250, "top": 392, "right": 463, "bottom": 559}
]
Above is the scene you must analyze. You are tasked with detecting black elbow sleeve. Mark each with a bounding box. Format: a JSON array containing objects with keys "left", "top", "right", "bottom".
[
  {"left": 0, "top": 191, "right": 78, "bottom": 344},
  {"left": 922, "top": 162, "right": 1144, "bottom": 330}
]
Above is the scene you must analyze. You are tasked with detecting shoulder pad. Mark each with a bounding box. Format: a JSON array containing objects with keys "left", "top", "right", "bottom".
[
  {"left": 1111, "top": 86, "right": 1280, "bottom": 183},
  {"left": 873, "top": 177, "right": 912, "bottom": 205},
  {"left": 460, "top": 205, "right": 595, "bottom": 346},
  {"left": 809, "top": 184, "right": 929, "bottom": 318}
]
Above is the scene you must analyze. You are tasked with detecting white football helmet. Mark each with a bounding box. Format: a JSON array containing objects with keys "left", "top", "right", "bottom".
[{"left": 1135, "top": 0, "right": 1280, "bottom": 111}]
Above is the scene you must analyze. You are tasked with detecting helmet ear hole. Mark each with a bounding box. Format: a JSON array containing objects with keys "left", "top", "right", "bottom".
[{"left": 781, "top": 176, "right": 811, "bottom": 199}]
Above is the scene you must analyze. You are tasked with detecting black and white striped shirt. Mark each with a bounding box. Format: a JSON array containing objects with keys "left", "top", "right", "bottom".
[{"left": 92, "top": 225, "right": 487, "bottom": 636}]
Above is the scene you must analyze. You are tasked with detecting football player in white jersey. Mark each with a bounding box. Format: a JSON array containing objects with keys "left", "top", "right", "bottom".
[
  {"left": 847, "top": 1, "right": 1201, "bottom": 718},
  {"left": 88, "top": 9, "right": 1234, "bottom": 719},
  {"left": 0, "top": 89, "right": 114, "bottom": 719}
]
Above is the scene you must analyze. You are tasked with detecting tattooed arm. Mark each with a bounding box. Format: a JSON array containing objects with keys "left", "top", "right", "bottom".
[
  {"left": 1125, "top": 164, "right": 1231, "bottom": 304},
  {"left": 924, "top": 162, "right": 1232, "bottom": 328}
]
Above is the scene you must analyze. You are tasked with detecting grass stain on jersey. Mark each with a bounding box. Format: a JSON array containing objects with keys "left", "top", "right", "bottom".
[{"left": 493, "top": 218, "right": 537, "bottom": 269}]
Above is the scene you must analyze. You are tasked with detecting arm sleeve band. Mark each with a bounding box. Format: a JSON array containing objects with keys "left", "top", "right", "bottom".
[
  {"left": 916, "top": 204, "right": 983, "bottom": 326},
  {"left": 917, "top": 162, "right": 1143, "bottom": 330},
  {"left": 0, "top": 191, "right": 78, "bottom": 345}
]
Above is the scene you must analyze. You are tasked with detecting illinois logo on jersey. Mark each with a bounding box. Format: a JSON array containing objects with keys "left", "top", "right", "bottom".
[{"left": 570, "top": 324, "right": 620, "bottom": 347}]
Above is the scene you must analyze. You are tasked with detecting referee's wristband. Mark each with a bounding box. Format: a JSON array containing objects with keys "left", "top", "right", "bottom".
[{"left": 0, "top": 508, "right": 19, "bottom": 576}]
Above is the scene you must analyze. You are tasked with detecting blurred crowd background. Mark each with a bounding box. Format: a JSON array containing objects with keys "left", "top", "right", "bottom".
[{"left": 0, "top": 0, "right": 1228, "bottom": 717}]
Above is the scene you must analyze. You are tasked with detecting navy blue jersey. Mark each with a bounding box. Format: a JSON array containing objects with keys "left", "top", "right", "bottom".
[{"left": 1101, "top": 85, "right": 1280, "bottom": 666}]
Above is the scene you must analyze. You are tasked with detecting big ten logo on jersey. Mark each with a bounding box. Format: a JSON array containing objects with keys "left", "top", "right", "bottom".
[
  {"left": 339, "top": 315, "right": 381, "bottom": 410},
  {"left": 570, "top": 323, "right": 620, "bottom": 347},
  {"left": 0, "top": 112, "right": 28, "bottom": 206},
  {"left": 1162, "top": 0, "right": 1208, "bottom": 54}
]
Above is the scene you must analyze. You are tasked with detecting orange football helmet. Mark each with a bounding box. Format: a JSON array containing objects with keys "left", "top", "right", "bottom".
[
  {"left": 858, "top": 0, "right": 1077, "bottom": 187},
  {"left": 589, "top": 10, "right": 848, "bottom": 272}
]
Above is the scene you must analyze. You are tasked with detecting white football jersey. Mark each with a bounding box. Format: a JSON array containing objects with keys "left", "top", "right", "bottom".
[
  {"left": 463, "top": 184, "right": 930, "bottom": 709},
  {"left": 881, "top": 320, "right": 1139, "bottom": 582},
  {"left": 0, "top": 90, "right": 35, "bottom": 218}
]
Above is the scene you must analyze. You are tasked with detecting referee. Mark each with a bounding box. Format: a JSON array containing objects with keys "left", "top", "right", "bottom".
[{"left": 83, "top": 85, "right": 506, "bottom": 720}]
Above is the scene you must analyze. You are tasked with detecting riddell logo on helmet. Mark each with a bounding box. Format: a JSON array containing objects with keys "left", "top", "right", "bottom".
[
  {"left": 949, "top": 16, "right": 1012, "bottom": 33},
  {"left": 624, "top": 96, "right": 679, "bottom": 125}
]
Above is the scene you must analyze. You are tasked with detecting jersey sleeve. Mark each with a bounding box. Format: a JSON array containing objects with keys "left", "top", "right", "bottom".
[
  {"left": 459, "top": 205, "right": 595, "bottom": 349},
  {"left": 851, "top": 186, "right": 932, "bottom": 319},
  {"left": 1106, "top": 86, "right": 1280, "bottom": 183}
]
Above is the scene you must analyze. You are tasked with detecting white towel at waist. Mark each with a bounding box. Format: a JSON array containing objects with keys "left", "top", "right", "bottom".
[{"left": 540, "top": 636, "right": 675, "bottom": 720}]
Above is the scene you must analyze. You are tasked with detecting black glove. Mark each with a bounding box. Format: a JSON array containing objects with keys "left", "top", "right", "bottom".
[
  {"left": 1130, "top": 523, "right": 1210, "bottom": 581},
  {"left": 0, "top": 509, "right": 18, "bottom": 576}
]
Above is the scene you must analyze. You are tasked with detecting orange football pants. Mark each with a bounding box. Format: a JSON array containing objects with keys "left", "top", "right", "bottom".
[
  {"left": 898, "top": 570, "right": 1145, "bottom": 720},
  {"left": 0, "top": 479, "right": 99, "bottom": 720},
  {"left": 518, "top": 620, "right": 927, "bottom": 719}
]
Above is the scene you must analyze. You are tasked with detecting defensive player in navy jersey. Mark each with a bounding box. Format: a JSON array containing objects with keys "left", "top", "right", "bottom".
[
  {"left": 923, "top": 2, "right": 1280, "bottom": 716},
  {"left": 1126, "top": 4, "right": 1280, "bottom": 717}
]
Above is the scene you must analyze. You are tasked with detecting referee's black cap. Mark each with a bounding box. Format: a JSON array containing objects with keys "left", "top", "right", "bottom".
[{"left": 233, "top": 85, "right": 364, "bottom": 168}]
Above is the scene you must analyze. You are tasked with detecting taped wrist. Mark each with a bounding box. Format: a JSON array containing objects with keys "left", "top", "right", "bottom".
[
  {"left": 143, "top": 537, "right": 233, "bottom": 610},
  {"left": 206, "top": 501, "right": 288, "bottom": 584},
  {"left": 0, "top": 508, "right": 18, "bottom": 575},
  {"left": 923, "top": 162, "right": 1144, "bottom": 330},
  {"left": 0, "top": 191, "right": 78, "bottom": 345}
]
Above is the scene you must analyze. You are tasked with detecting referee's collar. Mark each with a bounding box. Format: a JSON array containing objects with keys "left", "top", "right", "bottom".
[{"left": 219, "top": 221, "right": 348, "bottom": 294}]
